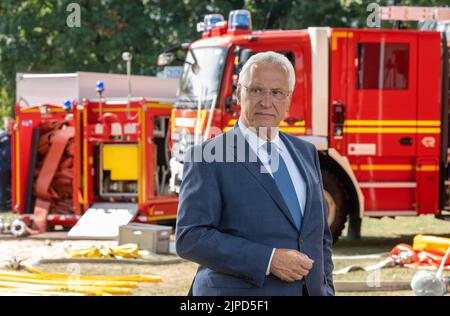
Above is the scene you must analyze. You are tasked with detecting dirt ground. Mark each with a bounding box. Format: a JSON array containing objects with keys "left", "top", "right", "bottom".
[
  {"left": 0, "top": 238, "right": 197, "bottom": 296},
  {"left": 1, "top": 215, "right": 450, "bottom": 296}
]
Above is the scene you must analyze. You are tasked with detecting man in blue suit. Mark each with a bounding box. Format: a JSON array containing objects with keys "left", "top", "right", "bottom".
[{"left": 176, "top": 51, "right": 334, "bottom": 296}]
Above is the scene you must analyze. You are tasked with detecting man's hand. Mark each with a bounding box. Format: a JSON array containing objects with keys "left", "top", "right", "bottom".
[{"left": 269, "top": 248, "right": 314, "bottom": 282}]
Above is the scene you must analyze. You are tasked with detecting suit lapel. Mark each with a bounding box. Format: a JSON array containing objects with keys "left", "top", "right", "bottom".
[
  {"left": 228, "top": 125, "right": 299, "bottom": 232},
  {"left": 279, "top": 132, "right": 313, "bottom": 233}
]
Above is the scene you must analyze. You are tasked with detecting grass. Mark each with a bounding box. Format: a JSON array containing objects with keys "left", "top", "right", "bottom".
[
  {"left": 335, "top": 214, "right": 450, "bottom": 257},
  {"left": 333, "top": 215, "right": 450, "bottom": 296},
  {"left": 4, "top": 214, "right": 450, "bottom": 296}
]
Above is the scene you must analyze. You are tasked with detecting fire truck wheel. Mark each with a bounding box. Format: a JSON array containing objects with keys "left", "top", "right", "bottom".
[{"left": 321, "top": 169, "right": 348, "bottom": 242}]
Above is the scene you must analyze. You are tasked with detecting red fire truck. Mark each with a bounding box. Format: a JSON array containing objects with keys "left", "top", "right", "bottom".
[
  {"left": 11, "top": 72, "right": 179, "bottom": 236},
  {"left": 159, "top": 7, "right": 450, "bottom": 241}
]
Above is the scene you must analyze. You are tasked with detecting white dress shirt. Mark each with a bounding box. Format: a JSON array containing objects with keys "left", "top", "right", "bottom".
[{"left": 238, "top": 117, "right": 307, "bottom": 276}]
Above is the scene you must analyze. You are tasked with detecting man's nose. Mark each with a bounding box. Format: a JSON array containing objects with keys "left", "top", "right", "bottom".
[{"left": 258, "top": 91, "right": 274, "bottom": 108}]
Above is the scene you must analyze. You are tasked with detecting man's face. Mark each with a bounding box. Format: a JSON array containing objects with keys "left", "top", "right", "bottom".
[{"left": 237, "top": 62, "right": 292, "bottom": 129}]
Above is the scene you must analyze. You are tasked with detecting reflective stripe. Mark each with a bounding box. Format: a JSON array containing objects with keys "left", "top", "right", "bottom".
[
  {"left": 15, "top": 118, "right": 21, "bottom": 206},
  {"left": 146, "top": 215, "right": 177, "bottom": 221},
  {"left": 171, "top": 110, "right": 176, "bottom": 133},
  {"left": 417, "top": 165, "right": 439, "bottom": 171},
  {"left": 359, "top": 182, "right": 416, "bottom": 188},
  {"left": 83, "top": 109, "right": 88, "bottom": 205},
  {"left": 139, "top": 109, "right": 145, "bottom": 204},
  {"left": 365, "top": 210, "right": 417, "bottom": 217},
  {"left": 222, "top": 126, "right": 306, "bottom": 133},
  {"left": 92, "top": 108, "right": 138, "bottom": 112},
  {"left": 344, "top": 120, "right": 440, "bottom": 127},
  {"left": 360, "top": 164, "right": 413, "bottom": 171},
  {"left": 279, "top": 127, "right": 306, "bottom": 133},
  {"left": 331, "top": 31, "right": 353, "bottom": 51},
  {"left": 352, "top": 164, "right": 438, "bottom": 171},
  {"left": 226, "top": 119, "right": 305, "bottom": 127},
  {"left": 146, "top": 103, "right": 172, "bottom": 109},
  {"left": 343, "top": 127, "right": 440, "bottom": 134}
]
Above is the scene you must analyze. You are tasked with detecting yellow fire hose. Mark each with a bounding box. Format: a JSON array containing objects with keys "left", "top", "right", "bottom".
[
  {"left": 0, "top": 243, "right": 169, "bottom": 295},
  {"left": 22, "top": 264, "right": 161, "bottom": 282},
  {"left": 0, "top": 281, "right": 129, "bottom": 295},
  {"left": 0, "top": 289, "right": 86, "bottom": 296},
  {"left": 0, "top": 260, "right": 162, "bottom": 295},
  {"left": 0, "top": 275, "right": 137, "bottom": 288}
]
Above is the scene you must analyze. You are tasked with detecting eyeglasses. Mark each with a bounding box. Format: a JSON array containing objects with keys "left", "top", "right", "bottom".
[{"left": 241, "top": 85, "right": 291, "bottom": 100}]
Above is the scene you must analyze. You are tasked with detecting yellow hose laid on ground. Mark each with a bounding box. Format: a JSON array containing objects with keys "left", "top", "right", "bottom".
[
  {"left": 0, "top": 245, "right": 164, "bottom": 295},
  {"left": 65, "top": 243, "right": 142, "bottom": 259},
  {"left": 0, "top": 275, "right": 137, "bottom": 288},
  {"left": 0, "top": 289, "right": 85, "bottom": 296},
  {"left": 413, "top": 235, "right": 450, "bottom": 253},
  {"left": 22, "top": 264, "right": 161, "bottom": 283},
  {"left": 0, "top": 282, "right": 106, "bottom": 296},
  {"left": 0, "top": 281, "right": 129, "bottom": 295}
]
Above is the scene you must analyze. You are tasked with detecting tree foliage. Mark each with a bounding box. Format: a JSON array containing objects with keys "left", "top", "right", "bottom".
[{"left": 0, "top": 0, "right": 448, "bottom": 121}]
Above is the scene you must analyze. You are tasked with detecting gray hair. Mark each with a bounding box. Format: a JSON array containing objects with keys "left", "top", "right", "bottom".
[{"left": 238, "top": 51, "right": 295, "bottom": 92}]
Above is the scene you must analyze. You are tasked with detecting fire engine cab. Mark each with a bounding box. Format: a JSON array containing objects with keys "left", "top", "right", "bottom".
[{"left": 159, "top": 7, "right": 450, "bottom": 241}]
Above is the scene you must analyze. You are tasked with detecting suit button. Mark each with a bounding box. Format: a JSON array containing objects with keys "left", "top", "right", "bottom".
[{"left": 298, "top": 237, "right": 303, "bottom": 246}]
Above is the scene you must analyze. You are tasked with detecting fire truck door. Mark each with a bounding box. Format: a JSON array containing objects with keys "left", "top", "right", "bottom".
[{"left": 330, "top": 30, "right": 419, "bottom": 212}]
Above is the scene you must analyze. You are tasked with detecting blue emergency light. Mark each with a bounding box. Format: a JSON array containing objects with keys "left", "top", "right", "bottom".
[
  {"left": 96, "top": 81, "right": 105, "bottom": 93},
  {"left": 204, "top": 14, "right": 224, "bottom": 32},
  {"left": 63, "top": 100, "right": 72, "bottom": 110},
  {"left": 228, "top": 9, "right": 252, "bottom": 30}
]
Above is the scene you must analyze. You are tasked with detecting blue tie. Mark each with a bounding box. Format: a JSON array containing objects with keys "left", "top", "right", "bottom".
[{"left": 265, "top": 141, "right": 303, "bottom": 231}]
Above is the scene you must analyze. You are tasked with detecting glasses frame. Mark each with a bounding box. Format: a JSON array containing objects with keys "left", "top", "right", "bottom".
[{"left": 240, "top": 84, "right": 292, "bottom": 100}]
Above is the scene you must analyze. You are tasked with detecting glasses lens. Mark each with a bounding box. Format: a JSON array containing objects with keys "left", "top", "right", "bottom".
[
  {"left": 271, "top": 90, "right": 287, "bottom": 100},
  {"left": 246, "top": 86, "right": 289, "bottom": 100}
]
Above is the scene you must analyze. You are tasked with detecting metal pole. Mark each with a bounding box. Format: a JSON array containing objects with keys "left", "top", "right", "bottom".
[{"left": 122, "top": 52, "right": 133, "bottom": 121}]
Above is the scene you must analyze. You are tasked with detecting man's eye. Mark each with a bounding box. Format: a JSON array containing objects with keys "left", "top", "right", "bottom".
[
  {"left": 250, "top": 87, "right": 262, "bottom": 94},
  {"left": 272, "top": 90, "right": 283, "bottom": 96}
]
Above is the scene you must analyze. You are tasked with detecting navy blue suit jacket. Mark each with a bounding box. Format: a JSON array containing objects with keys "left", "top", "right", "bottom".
[{"left": 175, "top": 124, "right": 334, "bottom": 296}]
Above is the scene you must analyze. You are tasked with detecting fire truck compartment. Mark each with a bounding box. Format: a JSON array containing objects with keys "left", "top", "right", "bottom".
[{"left": 102, "top": 144, "right": 138, "bottom": 181}]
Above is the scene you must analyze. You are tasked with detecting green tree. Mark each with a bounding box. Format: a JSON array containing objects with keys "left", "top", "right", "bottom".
[{"left": 0, "top": 0, "right": 244, "bottom": 118}]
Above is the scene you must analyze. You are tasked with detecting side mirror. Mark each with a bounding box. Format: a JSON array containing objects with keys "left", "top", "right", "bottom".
[
  {"left": 225, "top": 96, "right": 240, "bottom": 114},
  {"left": 233, "top": 47, "right": 253, "bottom": 75},
  {"left": 239, "top": 49, "right": 253, "bottom": 67},
  {"left": 157, "top": 52, "right": 175, "bottom": 66}
]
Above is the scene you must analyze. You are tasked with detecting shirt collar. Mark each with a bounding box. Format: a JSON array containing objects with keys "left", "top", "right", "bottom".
[{"left": 238, "top": 117, "right": 282, "bottom": 152}]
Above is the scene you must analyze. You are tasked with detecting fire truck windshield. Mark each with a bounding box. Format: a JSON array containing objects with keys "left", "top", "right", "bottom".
[{"left": 176, "top": 47, "right": 226, "bottom": 109}]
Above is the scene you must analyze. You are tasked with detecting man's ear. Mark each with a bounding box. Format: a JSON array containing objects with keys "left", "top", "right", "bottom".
[{"left": 236, "top": 86, "right": 241, "bottom": 105}]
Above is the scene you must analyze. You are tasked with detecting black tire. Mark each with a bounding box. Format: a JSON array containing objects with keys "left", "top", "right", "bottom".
[{"left": 321, "top": 169, "right": 348, "bottom": 243}]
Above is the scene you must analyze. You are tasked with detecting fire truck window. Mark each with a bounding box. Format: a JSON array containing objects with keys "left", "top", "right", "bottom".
[
  {"left": 356, "top": 43, "right": 409, "bottom": 90},
  {"left": 276, "top": 51, "right": 295, "bottom": 68},
  {"left": 241, "top": 51, "right": 295, "bottom": 67}
]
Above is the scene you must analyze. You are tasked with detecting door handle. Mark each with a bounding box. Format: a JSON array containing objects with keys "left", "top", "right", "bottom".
[
  {"left": 399, "top": 137, "right": 413, "bottom": 146},
  {"left": 332, "top": 100, "right": 345, "bottom": 139}
]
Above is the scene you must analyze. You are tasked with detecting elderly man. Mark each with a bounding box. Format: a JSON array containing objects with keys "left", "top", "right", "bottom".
[{"left": 176, "top": 51, "right": 334, "bottom": 296}]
